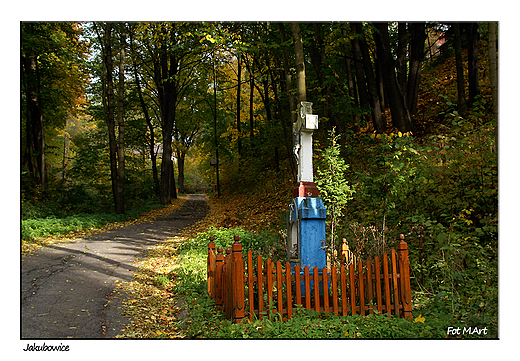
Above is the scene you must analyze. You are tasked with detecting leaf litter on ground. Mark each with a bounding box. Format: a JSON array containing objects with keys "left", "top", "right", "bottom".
[{"left": 115, "top": 179, "right": 295, "bottom": 338}]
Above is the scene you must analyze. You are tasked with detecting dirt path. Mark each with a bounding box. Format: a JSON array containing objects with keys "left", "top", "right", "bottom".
[{"left": 21, "top": 194, "right": 208, "bottom": 339}]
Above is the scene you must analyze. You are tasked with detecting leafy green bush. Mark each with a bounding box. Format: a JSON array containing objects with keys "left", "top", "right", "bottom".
[
  {"left": 21, "top": 199, "right": 49, "bottom": 220},
  {"left": 180, "top": 226, "right": 285, "bottom": 262},
  {"left": 337, "top": 99, "right": 497, "bottom": 335}
]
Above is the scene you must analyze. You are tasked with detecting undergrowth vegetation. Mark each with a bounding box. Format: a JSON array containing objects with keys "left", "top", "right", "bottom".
[
  {"left": 146, "top": 225, "right": 497, "bottom": 339},
  {"left": 339, "top": 99, "right": 498, "bottom": 331},
  {"left": 21, "top": 199, "right": 178, "bottom": 255}
]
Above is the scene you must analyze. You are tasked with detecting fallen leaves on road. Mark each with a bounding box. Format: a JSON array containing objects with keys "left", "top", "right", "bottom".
[
  {"left": 115, "top": 237, "right": 186, "bottom": 338},
  {"left": 116, "top": 181, "right": 294, "bottom": 338}
]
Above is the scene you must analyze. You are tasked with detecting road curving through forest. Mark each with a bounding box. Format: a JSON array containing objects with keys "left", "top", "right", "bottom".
[{"left": 21, "top": 194, "right": 209, "bottom": 339}]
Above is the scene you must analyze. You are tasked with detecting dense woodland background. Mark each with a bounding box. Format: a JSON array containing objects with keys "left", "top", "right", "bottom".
[{"left": 21, "top": 22, "right": 498, "bottom": 333}]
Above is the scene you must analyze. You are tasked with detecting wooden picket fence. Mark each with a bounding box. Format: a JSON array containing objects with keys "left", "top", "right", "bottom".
[{"left": 207, "top": 234, "right": 412, "bottom": 323}]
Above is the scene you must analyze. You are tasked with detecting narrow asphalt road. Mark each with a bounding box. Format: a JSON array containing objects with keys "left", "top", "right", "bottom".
[{"left": 21, "top": 194, "right": 208, "bottom": 339}]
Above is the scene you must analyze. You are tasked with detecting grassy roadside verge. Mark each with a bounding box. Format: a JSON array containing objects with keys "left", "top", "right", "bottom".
[{"left": 21, "top": 198, "right": 186, "bottom": 256}]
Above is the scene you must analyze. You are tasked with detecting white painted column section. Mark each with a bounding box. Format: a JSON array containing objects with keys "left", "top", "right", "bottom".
[{"left": 298, "top": 131, "right": 314, "bottom": 182}]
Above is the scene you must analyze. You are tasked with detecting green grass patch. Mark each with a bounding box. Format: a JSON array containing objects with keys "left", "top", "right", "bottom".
[
  {"left": 22, "top": 213, "right": 124, "bottom": 240},
  {"left": 21, "top": 200, "right": 164, "bottom": 242}
]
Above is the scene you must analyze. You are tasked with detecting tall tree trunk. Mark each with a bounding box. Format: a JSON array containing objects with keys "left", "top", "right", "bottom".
[
  {"left": 269, "top": 56, "right": 292, "bottom": 174},
  {"left": 350, "top": 24, "right": 370, "bottom": 126},
  {"left": 252, "top": 52, "right": 279, "bottom": 172},
  {"left": 272, "top": 74, "right": 292, "bottom": 173},
  {"left": 62, "top": 134, "right": 70, "bottom": 181},
  {"left": 154, "top": 25, "right": 178, "bottom": 204},
  {"left": 467, "top": 22, "right": 480, "bottom": 105},
  {"left": 488, "top": 22, "right": 498, "bottom": 150},
  {"left": 279, "top": 24, "right": 296, "bottom": 125},
  {"left": 129, "top": 28, "right": 160, "bottom": 197},
  {"left": 243, "top": 53, "right": 256, "bottom": 153},
  {"left": 22, "top": 50, "right": 46, "bottom": 190},
  {"left": 374, "top": 22, "right": 413, "bottom": 133},
  {"left": 249, "top": 66, "right": 255, "bottom": 141},
  {"left": 115, "top": 24, "right": 126, "bottom": 214},
  {"left": 396, "top": 22, "right": 408, "bottom": 93},
  {"left": 98, "top": 22, "right": 122, "bottom": 213},
  {"left": 406, "top": 22, "right": 427, "bottom": 118},
  {"left": 262, "top": 73, "right": 273, "bottom": 125},
  {"left": 279, "top": 23, "right": 298, "bottom": 181},
  {"left": 169, "top": 158, "right": 176, "bottom": 197},
  {"left": 345, "top": 56, "right": 360, "bottom": 131},
  {"left": 236, "top": 53, "right": 242, "bottom": 156},
  {"left": 176, "top": 149, "right": 185, "bottom": 194},
  {"left": 353, "top": 22, "right": 386, "bottom": 132},
  {"left": 212, "top": 51, "right": 221, "bottom": 197},
  {"left": 453, "top": 23, "right": 468, "bottom": 117},
  {"left": 291, "top": 23, "right": 306, "bottom": 103},
  {"left": 374, "top": 50, "right": 386, "bottom": 115},
  {"left": 160, "top": 129, "right": 175, "bottom": 204},
  {"left": 341, "top": 25, "right": 360, "bottom": 132},
  {"left": 22, "top": 79, "right": 35, "bottom": 177},
  {"left": 309, "top": 24, "right": 345, "bottom": 147}
]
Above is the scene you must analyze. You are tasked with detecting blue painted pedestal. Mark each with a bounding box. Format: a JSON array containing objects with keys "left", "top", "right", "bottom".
[{"left": 287, "top": 196, "right": 327, "bottom": 296}]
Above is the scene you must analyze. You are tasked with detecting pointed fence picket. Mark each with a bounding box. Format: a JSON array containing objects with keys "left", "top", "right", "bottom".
[{"left": 207, "top": 234, "right": 412, "bottom": 323}]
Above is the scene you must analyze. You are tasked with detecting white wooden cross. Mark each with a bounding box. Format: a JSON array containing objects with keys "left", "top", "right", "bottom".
[{"left": 294, "top": 101, "right": 318, "bottom": 183}]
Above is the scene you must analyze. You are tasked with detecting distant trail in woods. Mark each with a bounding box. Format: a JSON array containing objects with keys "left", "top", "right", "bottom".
[{"left": 21, "top": 194, "right": 208, "bottom": 339}]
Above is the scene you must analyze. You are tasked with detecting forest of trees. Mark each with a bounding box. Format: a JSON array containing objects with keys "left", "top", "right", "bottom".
[
  {"left": 21, "top": 22, "right": 497, "bottom": 211},
  {"left": 21, "top": 22, "right": 498, "bottom": 329}
]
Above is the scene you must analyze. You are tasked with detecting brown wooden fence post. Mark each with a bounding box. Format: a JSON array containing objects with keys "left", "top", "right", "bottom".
[
  {"left": 383, "top": 253, "right": 391, "bottom": 316},
  {"left": 295, "top": 265, "right": 301, "bottom": 308},
  {"left": 208, "top": 236, "right": 216, "bottom": 298},
  {"left": 304, "top": 266, "right": 311, "bottom": 310},
  {"left": 313, "top": 267, "right": 320, "bottom": 312},
  {"left": 285, "top": 262, "right": 293, "bottom": 319},
  {"left": 374, "top": 256, "right": 382, "bottom": 315},
  {"left": 331, "top": 266, "right": 338, "bottom": 316},
  {"left": 276, "top": 261, "right": 283, "bottom": 316},
  {"left": 257, "top": 254, "right": 264, "bottom": 319},
  {"left": 247, "top": 251, "right": 254, "bottom": 322},
  {"left": 397, "top": 234, "right": 413, "bottom": 319},
  {"left": 391, "top": 249, "right": 400, "bottom": 316},
  {"left": 358, "top": 261, "right": 365, "bottom": 315},
  {"left": 215, "top": 247, "right": 224, "bottom": 307},
  {"left": 224, "top": 248, "right": 232, "bottom": 318},
  {"left": 366, "top": 260, "right": 374, "bottom": 315},
  {"left": 349, "top": 263, "right": 356, "bottom": 315},
  {"left": 266, "top": 258, "right": 273, "bottom": 317},
  {"left": 231, "top": 235, "right": 246, "bottom": 323},
  {"left": 340, "top": 265, "right": 347, "bottom": 316}
]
